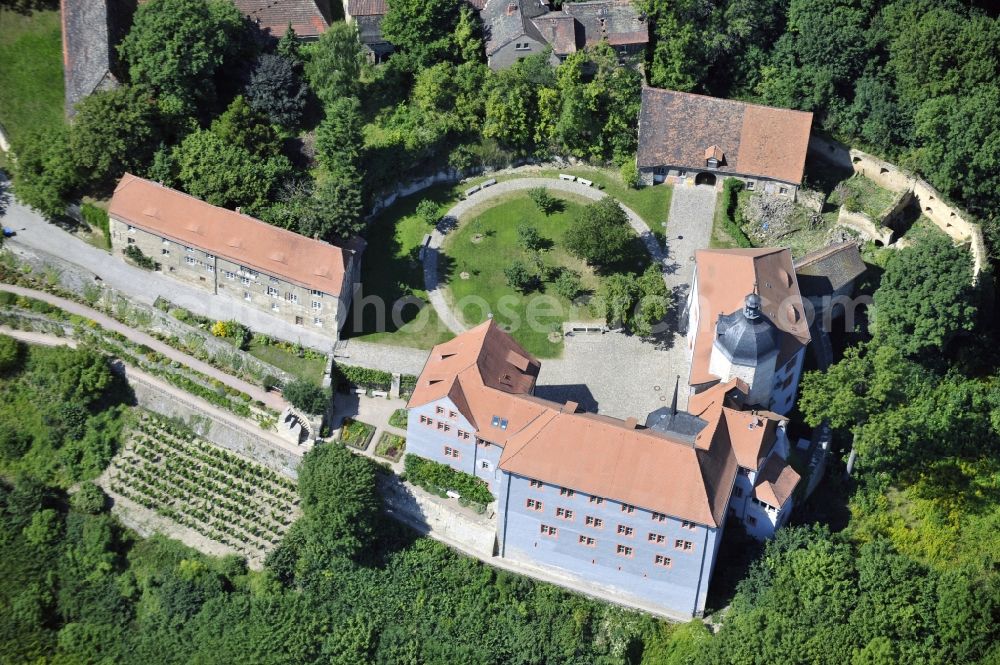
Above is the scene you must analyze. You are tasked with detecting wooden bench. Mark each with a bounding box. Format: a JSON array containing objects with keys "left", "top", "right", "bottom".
[{"left": 559, "top": 173, "right": 576, "bottom": 181}]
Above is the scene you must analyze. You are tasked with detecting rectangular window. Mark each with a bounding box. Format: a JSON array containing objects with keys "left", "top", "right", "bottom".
[
  {"left": 616, "top": 544, "right": 633, "bottom": 557},
  {"left": 654, "top": 554, "right": 672, "bottom": 568},
  {"left": 444, "top": 446, "right": 460, "bottom": 459},
  {"left": 267, "top": 286, "right": 279, "bottom": 298},
  {"left": 585, "top": 516, "right": 603, "bottom": 528},
  {"left": 205, "top": 254, "right": 215, "bottom": 261},
  {"left": 578, "top": 535, "right": 596, "bottom": 547},
  {"left": 747, "top": 515, "right": 758, "bottom": 526},
  {"left": 240, "top": 275, "right": 251, "bottom": 285},
  {"left": 243, "top": 291, "right": 251, "bottom": 301},
  {"left": 589, "top": 496, "right": 604, "bottom": 505},
  {"left": 648, "top": 532, "right": 665, "bottom": 544},
  {"left": 674, "top": 539, "right": 694, "bottom": 551},
  {"left": 746, "top": 181, "right": 756, "bottom": 191},
  {"left": 127, "top": 225, "right": 136, "bottom": 233},
  {"left": 621, "top": 504, "right": 635, "bottom": 514},
  {"left": 540, "top": 524, "right": 557, "bottom": 537},
  {"left": 311, "top": 290, "right": 324, "bottom": 297},
  {"left": 204, "top": 263, "right": 214, "bottom": 273},
  {"left": 555, "top": 508, "right": 573, "bottom": 520},
  {"left": 651, "top": 512, "right": 666, "bottom": 522},
  {"left": 285, "top": 292, "right": 298, "bottom": 303},
  {"left": 271, "top": 303, "right": 279, "bottom": 312},
  {"left": 185, "top": 246, "right": 193, "bottom": 253},
  {"left": 733, "top": 486, "right": 744, "bottom": 498},
  {"left": 681, "top": 521, "right": 697, "bottom": 530},
  {"left": 224, "top": 271, "right": 235, "bottom": 280},
  {"left": 526, "top": 498, "right": 542, "bottom": 511},
  {"left": 480, "top": 460, "right": 489, "bottom": 469},
  {"left": 457, "top": 430, "right": 470, "bottom": 440},
  {"left": 161, "top": 248, "right": 170, "bottom": 256},
  {"left": 185, "top": 256, "right": 196, "bottom": 265},
  {"left": 126, "top": 238, "right": 136, "bottom": 245},
  {"left": 270, "top": 276, "right": 279, "bottom": 283},
  {"left": 559, "top": 488, "right": 575, "bottom": 498},
  {"left": 449, "top": 410, "right": 457, "bottom": 419},
  {"left": 312, "top": 300, "right": 322, "bottom": 310},
  {"left": 529, "top": 479, "right": 543, "bottom": 489},
  {"left": 617, "top": 525, "right": 634, "bottom": 537},
  {"left": 436, "top": 406, "right": 445, "bottom": 415},
  {"left": 313, "top": 317, "right": 323, "bottom": 327}
]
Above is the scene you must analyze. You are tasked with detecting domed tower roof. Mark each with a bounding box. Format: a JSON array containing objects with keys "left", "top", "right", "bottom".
[{"left": 714, "top": 293, "right": 781, "bottom": 365}]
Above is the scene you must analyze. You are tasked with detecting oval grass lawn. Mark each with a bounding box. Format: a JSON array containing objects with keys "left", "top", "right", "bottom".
[{"left": 442, "top": 192, "right": 603, "bottom": 358}]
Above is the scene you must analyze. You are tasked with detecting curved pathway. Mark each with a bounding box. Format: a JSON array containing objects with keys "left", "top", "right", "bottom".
[
  {"left": 0, "top": 284, "right": 289, "bottom": 411},
  {"left": 424, "top": 177, "right": 668, "bottom": 333}
]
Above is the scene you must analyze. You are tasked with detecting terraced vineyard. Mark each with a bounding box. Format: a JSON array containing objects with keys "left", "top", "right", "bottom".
[{"left": 106, "top": 411, "right": 299, "bottom": 558}]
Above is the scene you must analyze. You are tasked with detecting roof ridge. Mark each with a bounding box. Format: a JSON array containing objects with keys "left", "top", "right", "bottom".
[{"left": 642, "top": 86, "right": 813, "bottom": 119}]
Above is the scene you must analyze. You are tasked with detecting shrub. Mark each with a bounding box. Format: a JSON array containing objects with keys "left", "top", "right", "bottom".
[
  {"left": 334, "top": 364, "right": 392, "bottom": 391},
  {"left": 504, "top": 260, "right": 536, "bottom": 292},
  {"left": 388, "top": 408, "right": 409, "bottom": 428},
  {"left": 71, "top": 482, "right": 108, "bottom": 514},
  {"left": 528, "top": 187, "right": 559, "bottom": 215},
  {"left": 620, "top": 160, "right": 640, "bottom": 189},
  {"left": 262, "top": 374, "right": 280, "bottom": 392},
  {"left": 123, "top": 245, "right": 155, "bottom": 270},
  {"left": 516, "top": 224, "right": 545, "bottom": 252},
  {"left": 721, "top": 178, "right": 752, "bottom": 248},
  {"left": 210, "top": 320, "right": 251, "bottom": 349},
  {"left": 283, "top": 378, "right": 330, "bottom": 415},
  {"left": 416, "top": 199, "right": 440, "bottom": 226},
  {"left": 565, "top": 197, "right": 634, "bottom": 268},
  {"left": 552, "top": 269, "right": 583, "bottom": 301},
  {"left": 403, "top": 454, "right": 493, "bottom": 505},
  {"left": 81, "top": 203, "right": 112, "bottom": 249}
]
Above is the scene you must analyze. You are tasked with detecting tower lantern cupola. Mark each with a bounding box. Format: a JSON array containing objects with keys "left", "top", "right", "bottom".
[{"left": 743, "top": 293, "right": 762, "bottom": 320}]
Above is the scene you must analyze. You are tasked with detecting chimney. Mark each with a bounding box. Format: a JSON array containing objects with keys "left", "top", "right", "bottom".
[
  {"left": 624, "top": 416, "right": 638, "bottom": 429},
  {"left": 563, "top": 400, "right": 579, "bottom": 413},
  {"left": 235, "top": 207, "right": 242, "bottom": 214}
]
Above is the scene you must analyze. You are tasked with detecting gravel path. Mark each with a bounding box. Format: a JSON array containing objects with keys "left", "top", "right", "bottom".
[
  {"left": 426, "top": 177, "right": 667, "bottom": 333},
  {"left": 0, "top": 283, "right": 289, "bottom": 411}
]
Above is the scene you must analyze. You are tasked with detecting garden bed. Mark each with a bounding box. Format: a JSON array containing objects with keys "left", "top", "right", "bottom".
[
  {"left": 339, "top": 418, "right": 376, "bottom": 451},
  {"left": 375, "top": 431, "right": 406, "bottom": 462},
  {"left": 403, "top": 454, "right": 493, "bottom": 508},
  {"left": 388, "top": 408, "right": 408, "bottom": 428}
]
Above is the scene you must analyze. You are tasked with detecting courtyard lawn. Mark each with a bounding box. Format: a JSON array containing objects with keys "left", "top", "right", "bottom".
[
  {"left": 442, "top": 192, "right": 605, "bottom": 358},
  {"left": 830, "top": 174, "right": 898, "bottom": 220},
  {"left": 342, "top": 184, "right": 457, "bottom": 349},
  {"left": 247, "top": 341, "right": 327, "bottom": 385},
  {"left": 466, "top": 165, "right": 674, "bottom": 245},
  {"left": 0, "top": 9, "right": 65, "bottom": 150}
]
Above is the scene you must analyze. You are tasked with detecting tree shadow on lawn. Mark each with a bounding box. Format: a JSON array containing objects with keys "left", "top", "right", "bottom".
[{"left": 594, "top": 236, "right": 654, "bottom": 277}]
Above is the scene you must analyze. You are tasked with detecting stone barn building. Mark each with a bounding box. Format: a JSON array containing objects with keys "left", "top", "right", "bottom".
[
  {"left": 637, "top": 87, "right": 813, "bottom": 197},
  {"left": 233, "top": 0, "right": 332, "bottom": 40},
  {"left": 60, "top": 0, "right": 136, "bottom": 116},
  {"left": 108, "top": 174, "right": 362, "bottom": 340}
]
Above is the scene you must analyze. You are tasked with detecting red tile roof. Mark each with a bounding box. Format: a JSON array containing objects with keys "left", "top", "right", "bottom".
[
  {"left": 689, "top": 248, "right": 811, "bottom": 386},
  {"left": 753, "top": 454, "right": 800, "bottom": 508},
  {"left": 346, "top": 0, "right": 385, "bottom": 16},
  {"left": 234, "top": 0, "right": 330, "bottom": 38},
  {"left": 109, "top": 174, "right": 353, "bottom": 295},
  {"left": 638, "top": 87, "right": 813, "bottom": 185}
]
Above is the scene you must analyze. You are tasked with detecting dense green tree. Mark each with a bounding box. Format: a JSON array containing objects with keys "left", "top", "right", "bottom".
[
  {"left": 639, "top": 0, "right": 710, "bottom": 92},
  {"left": 0, "top": 334, "right": 22, "bottom": 374},
  {"left": 0, "top": 423, "right": 32, "bottom": 460},
  {"left": 504, "top": 260, "right": 536, "bottom": 293},
  {"left": 69, "top": 483, "right": 107, "bottom": 515},
  {"left": 297, "top": 443, "right": 380, "bottom": 563},
  {"left": 282, "top": 379, "right": 329, "bottom": 415},
  {"left": 565, "top": 197, "right": 634, "bottom": 268},
  {"left": 381, "top": 0, "right": 461, "bottom": 67},
  {"left": 69, "top": 86, "right": 161, "bottom": 189},
  {"left": 304, "top": 22, "right": 362, "bottom": 106},
  {"left": 118, "top": 0, "right": 242, "bottom": 109},
  {"left": 11, "top": 128, "right": 80, "bottom": 219},
  {"left": 172, "top": 129, "right": 292, "bottom": 213},
  {"left": 598, "top": 266, "right": 670, "bottom": 335},
  {"left": 245, "top": 53, "right": 307, "bottom": 128},
  {"left": 315, "top": 97, "right": 363, "bottom": 176},
  {"left": 871, "top": 234, "right": 976, "bottom": 356},
  {"left": 452, "top": 5, "right": 483, "bottom": 64},
  {"left": 209, "top": 96, "right": 281, "bottom": 158}
]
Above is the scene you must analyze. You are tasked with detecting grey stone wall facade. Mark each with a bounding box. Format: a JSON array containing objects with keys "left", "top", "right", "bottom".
[
  {"left": 109, "top": 218, "right": 357, "bottom": 339},
  {"left": 639, "top": 166, "right": 799, "bottom": 198}
]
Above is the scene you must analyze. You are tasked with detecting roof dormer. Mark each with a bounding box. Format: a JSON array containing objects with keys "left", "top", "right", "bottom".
[{"left": 705, "top": 145, "right": 724, "bottom": 169}]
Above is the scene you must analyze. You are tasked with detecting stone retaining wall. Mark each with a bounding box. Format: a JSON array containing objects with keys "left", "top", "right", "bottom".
[
  {"left": 127, "top": 371, "right": 303, "bottom": 479},
  {"left": 808, "top": 135, "right": 987, "bottom": 277}
]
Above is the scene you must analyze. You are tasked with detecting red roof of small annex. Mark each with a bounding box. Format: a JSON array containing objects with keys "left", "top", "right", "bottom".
[
  {"left": 753, "top": 454, "right": 800, "bottom": 508},
  {"left": 346, "top": 0, "right": 385, "bottom": 16},
  {"left": 637, "top": 87, "right": 813, "bottom": 185},
  {"left": 108, "top": 174, "right": 352, "bottom": 295},
  {"left": 689, "top": 248, "right": 811, "bottom": 387},
  {"left": 233, "top": 0, "right": 330, "bottom": 37}
]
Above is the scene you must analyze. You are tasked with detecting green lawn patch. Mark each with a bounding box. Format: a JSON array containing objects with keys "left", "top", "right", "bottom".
[
  {"left": 339, "top": 418, "right": 376, "bottom": 451},
  {"left": 0, "top": 9, "right": 65, "bottom": 148},
  {"left": 375, "top": 431, "right": 405, "bottom": 462},
  {"left": 248, "top": 341, "right": 326, "bottom": 385},
  {"left": 343, "top": 183, "right": 457, "bottom": 350},
  {"left": 830, "top": 175, "right": 897, "bottom": 220},
  {"left": 442, "top": 192, "right": 604, "bottom": 358},
  {"left": 388, "top": 408, "right": 408, "bottom": 428}
]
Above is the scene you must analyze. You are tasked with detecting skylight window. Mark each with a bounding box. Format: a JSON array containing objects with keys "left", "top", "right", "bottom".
[{"left": 491, "top": 416, "right": 500, "bottom": 427}]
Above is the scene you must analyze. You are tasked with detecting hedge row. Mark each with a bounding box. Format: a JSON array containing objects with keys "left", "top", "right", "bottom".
[
  {"left": 403, "top": 454, "right": 494, "bottom": 506},
  {"left": 721, "top": 178, "right": 753, "bottom": 248}
]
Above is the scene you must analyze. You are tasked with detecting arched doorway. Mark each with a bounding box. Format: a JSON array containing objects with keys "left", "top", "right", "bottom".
[{"left": 695, "top": 172, "right": 717, "bottom": 187}]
